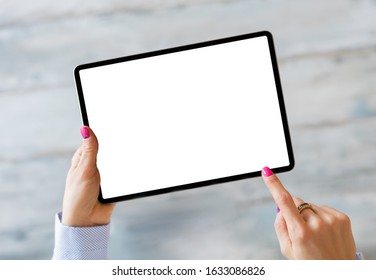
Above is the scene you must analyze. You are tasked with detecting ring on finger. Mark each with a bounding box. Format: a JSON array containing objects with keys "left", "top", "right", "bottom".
[{"left": 297, "top": 202, "right": 314, "bottom": 214}]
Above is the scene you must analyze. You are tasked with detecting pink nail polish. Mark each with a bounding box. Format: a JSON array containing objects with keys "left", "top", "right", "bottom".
[
  {"left": 80, "top": 126, "right": 90, "bottom": 139},
  {"left": 262, "top": 166, "right": 273, "bottom": 177}
]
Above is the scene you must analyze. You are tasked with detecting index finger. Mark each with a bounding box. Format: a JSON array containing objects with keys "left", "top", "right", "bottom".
[{"left": 262, "top": 167, "right": 304, "bottom": 232}]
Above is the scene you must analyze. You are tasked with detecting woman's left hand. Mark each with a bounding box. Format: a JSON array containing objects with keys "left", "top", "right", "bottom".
[{"left": 62, "top": 126, "right": 115, "bottom": 227}]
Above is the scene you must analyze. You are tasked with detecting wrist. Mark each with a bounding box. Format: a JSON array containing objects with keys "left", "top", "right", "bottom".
[{"left": 61, "top": 211, "right": 112, "bottom": 227}]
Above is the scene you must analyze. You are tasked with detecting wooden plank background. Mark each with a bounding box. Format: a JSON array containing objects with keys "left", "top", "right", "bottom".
[{"left": 0, "top": 0, "right": 375, "bottom": 259}]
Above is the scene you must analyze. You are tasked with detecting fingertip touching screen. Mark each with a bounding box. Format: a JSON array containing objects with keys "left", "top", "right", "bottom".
[{"left": 75, "top": 31, "right": 294, "bottom": 203}]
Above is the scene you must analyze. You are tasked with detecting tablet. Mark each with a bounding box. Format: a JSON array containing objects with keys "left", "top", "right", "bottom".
[{"left": 75, "top": 31, "right": 294, "bottom": 203}]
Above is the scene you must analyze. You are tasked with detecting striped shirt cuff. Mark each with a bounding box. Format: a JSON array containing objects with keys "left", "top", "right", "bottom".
[{"left": 52, "top": 212, "right": 110, "bottom": 260}]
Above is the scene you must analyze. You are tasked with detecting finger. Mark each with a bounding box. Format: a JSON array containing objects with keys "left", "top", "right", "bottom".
[
  {"left": 274, "top": 211, "right": 292, "bottom": 258},
  {"left": 315, "top": 205, "right": 343, "bottom": 222},
  {"left": 262, "top": 167, "right": 304, "bottom": 232},
  {"left": 79, "top": 126, "right": 99, "bottom": 168},
  {"left": 318, "top": 205, "right": 351, "bottom": 226},
  {"left": 320, "top": 205, "right": 344, "bottom": 215},
  {"left": 309, "top": 203, "right": 327, "bottom": 217}
]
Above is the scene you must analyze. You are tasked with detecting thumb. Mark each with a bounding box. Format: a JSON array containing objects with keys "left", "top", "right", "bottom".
[{"left": 80, "top": 126, "right": 99, "bottom": 167}]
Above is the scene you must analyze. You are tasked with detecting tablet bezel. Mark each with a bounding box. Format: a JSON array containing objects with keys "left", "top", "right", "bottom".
[{"left": 74, "top": 31, "right": 294, "bottom": 203}]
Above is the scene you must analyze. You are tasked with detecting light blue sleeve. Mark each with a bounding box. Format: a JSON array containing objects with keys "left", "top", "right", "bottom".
[
  {"left": 356, "top": 252, "right": 365, "bottom": 260},
  {"left": 52, "top": 212, "right": 111, "bottom": 260}
]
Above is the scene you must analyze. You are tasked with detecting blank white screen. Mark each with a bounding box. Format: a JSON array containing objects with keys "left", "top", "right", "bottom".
[{"left": 79, "top": 35, "right": 290, "bottom": 199}]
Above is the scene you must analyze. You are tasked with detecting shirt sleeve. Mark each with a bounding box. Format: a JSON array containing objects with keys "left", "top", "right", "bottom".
[
  {"left": 356, "top": 252, "right": 365, "bottom": 260},
  {"left": 52, "top": 212, "right": 111, "bottom": 260}
]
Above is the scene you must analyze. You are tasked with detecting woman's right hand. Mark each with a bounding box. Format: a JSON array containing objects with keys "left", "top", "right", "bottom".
[{"left": 261, "top": 167, "right": 356, "bottom": 259}]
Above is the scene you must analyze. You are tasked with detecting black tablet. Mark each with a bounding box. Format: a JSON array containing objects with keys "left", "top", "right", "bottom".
[{"left": 75, "top": 31, "right": 294, "bottom": 203}]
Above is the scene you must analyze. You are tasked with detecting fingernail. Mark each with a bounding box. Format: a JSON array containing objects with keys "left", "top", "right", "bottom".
[
  {"left": 262, "top": 166, "right": 273, "bottom": 177},
  {"left": 80, "top": 126, "right": 90, "bottom": 139},
  {"left": 277, "top": 206, "right": 280, "bottom": 213}
]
